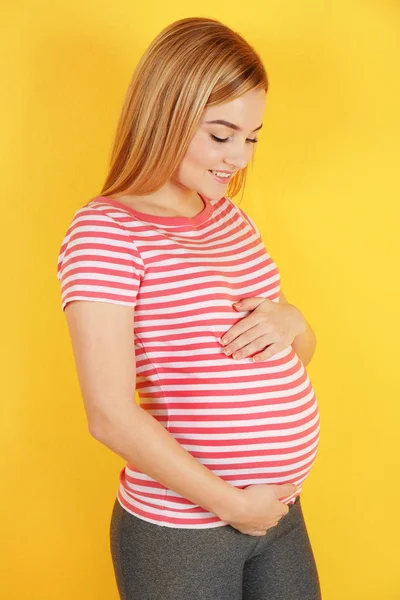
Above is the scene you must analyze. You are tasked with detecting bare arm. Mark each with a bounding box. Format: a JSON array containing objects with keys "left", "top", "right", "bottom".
[
  {"left": 94, "top": 400, "right": 244, "bottom": 522},
  {"left": 64, "top": 300, "right": 245, "bottom": 523}
]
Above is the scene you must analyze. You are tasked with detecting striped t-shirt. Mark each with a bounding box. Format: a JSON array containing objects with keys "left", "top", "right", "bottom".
[{"left": 56, "top": 193, "right": 320, "bottom": 529}]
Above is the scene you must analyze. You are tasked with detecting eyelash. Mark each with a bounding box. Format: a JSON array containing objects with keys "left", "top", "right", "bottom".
[{"left": 210, "top": 134, "right": 259, "bottom": 144}]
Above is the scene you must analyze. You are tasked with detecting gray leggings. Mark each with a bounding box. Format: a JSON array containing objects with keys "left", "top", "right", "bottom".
[{"left": 109, "top": 495, "right": 322, "bottom": 600}]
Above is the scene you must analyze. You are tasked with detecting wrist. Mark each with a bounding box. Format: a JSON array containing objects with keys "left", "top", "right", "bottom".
[
  {"left": 290, "top": 304, "right": 307, "bottom": 336},
  {"left": 217, "top": 486, "right": 248, "bottom": 523}
]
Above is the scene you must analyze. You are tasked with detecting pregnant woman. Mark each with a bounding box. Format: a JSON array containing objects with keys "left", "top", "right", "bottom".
[{"left": 57, "top": 17, "right": 322, "bottom": 600}]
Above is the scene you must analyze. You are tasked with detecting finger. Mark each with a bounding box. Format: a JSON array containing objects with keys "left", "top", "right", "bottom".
[
  {"left": 220, "top": 316, "right": 260, "bottom": 346},
  {"left": 252, "top": 342, "right": 285, "bottom": 362},
  {"left": 222, "top": 324, "right": 266, "bottom": 354},
  {"left": 273, "top": 482, "right": 298, "bottom": 501},
  {"left": 279, "top": 507, "right": 289, "bottom": 518},
  {"left": 230, "top": 336, "right": 272, "bottom": 359}
]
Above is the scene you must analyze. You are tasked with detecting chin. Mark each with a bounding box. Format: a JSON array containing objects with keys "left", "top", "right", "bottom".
[{"left": 197, "top": 184, "right": 226, "bottom": 201}]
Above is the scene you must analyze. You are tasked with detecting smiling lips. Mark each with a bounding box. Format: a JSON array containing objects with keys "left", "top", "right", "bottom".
[{"left": 209, "top": 170, "right": 235, "bottom": 183}]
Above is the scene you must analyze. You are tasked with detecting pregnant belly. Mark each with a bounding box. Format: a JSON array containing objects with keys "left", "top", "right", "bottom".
[
  {"left": 174, "top": 382, "right": 320, "bottom": 499},
  {"left": 130, "top": 346, "right": 321, "bottom": 509}
]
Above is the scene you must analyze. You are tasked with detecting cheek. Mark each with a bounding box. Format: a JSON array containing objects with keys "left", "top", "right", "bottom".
[{"left": 185, "top": 136, "right": 223, "bottom": 168}]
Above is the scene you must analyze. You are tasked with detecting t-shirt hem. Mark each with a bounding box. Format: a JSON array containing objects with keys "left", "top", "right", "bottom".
[{"left": 115, "top": 493, "right": 230, "bottom": 529}]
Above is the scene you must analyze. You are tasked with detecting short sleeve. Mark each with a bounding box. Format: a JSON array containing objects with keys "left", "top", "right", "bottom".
[
  {"left": 56, "top": 206, "right": 144, "bottom": 312},
  {"left": 246, "top": 212, "right": 260, "bottom": 234},
  {"left": 237, "top": 206, "right": 264, "bottom": 243},
  {"left": 234, "top": 203, "right": 281, "bottom": 302},
  {"left": 225, "top": 197, "right": 264, "bottom": 243}
]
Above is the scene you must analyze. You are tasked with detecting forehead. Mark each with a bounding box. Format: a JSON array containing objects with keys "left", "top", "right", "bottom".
[{"left": 201, "top": 89, "right": 266, "bottom": 129}]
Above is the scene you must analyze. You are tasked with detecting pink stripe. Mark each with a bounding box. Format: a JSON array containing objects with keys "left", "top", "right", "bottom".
[{"left": 57, "top": 196, "right": 320, "bottom": 528}]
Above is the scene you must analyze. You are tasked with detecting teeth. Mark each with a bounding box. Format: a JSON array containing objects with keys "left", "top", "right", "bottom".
[{"left": 211, "top": 171, "right": 231, "bottom": 178}]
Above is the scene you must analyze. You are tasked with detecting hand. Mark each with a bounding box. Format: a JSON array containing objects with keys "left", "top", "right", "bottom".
[
  {"left": 226, "top": 482, "right": 298, "bottom": 536},
  {"left": 220, "top": 296, "right": 306, "bottom": 362}
]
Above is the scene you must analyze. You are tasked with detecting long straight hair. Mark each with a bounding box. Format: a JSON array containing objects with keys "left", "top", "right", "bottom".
[{"left": 99, "top": 17, "right": 268, "bottom": 202}]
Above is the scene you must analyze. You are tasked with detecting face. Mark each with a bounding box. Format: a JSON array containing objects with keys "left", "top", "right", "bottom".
[{"left": 173, "top": 87, "right": 266, "bottom": 200}]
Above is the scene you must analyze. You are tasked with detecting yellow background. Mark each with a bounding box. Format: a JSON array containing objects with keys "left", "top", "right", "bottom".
[{"left": 2, "top": 1, "right": 399, "bottom": 598}]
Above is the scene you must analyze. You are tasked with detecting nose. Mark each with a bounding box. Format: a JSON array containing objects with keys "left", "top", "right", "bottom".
[
  {"left": 224, "top": 143, "right": 249, "bottom": 171},
  {"left": 226, "top": 157, "right": 247, "bottom": 171}
]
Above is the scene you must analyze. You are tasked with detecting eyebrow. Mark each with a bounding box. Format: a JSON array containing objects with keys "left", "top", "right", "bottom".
[{"left": 204, "top": 119, "right": 263, "bottom": 132}]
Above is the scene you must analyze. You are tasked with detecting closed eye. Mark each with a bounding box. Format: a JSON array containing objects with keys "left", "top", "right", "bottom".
[{"left": 210, "top": 134, "right": 258, "bottom": 144}]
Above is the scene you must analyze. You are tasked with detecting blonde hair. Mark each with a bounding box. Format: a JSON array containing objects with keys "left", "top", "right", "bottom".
[{"left": 99, "top": 17, "right": 268, "bottom": 201}]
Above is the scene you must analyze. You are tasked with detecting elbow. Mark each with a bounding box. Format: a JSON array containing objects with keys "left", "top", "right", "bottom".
[
  {"left": 88, "top": 420, "right": 112, "bottom": 442},
  {"left": 87, "top": 401, "right": 140, "bottom": 442},
  {"left": 88, "top": 405, "right": 137, "bottom": 442}
]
